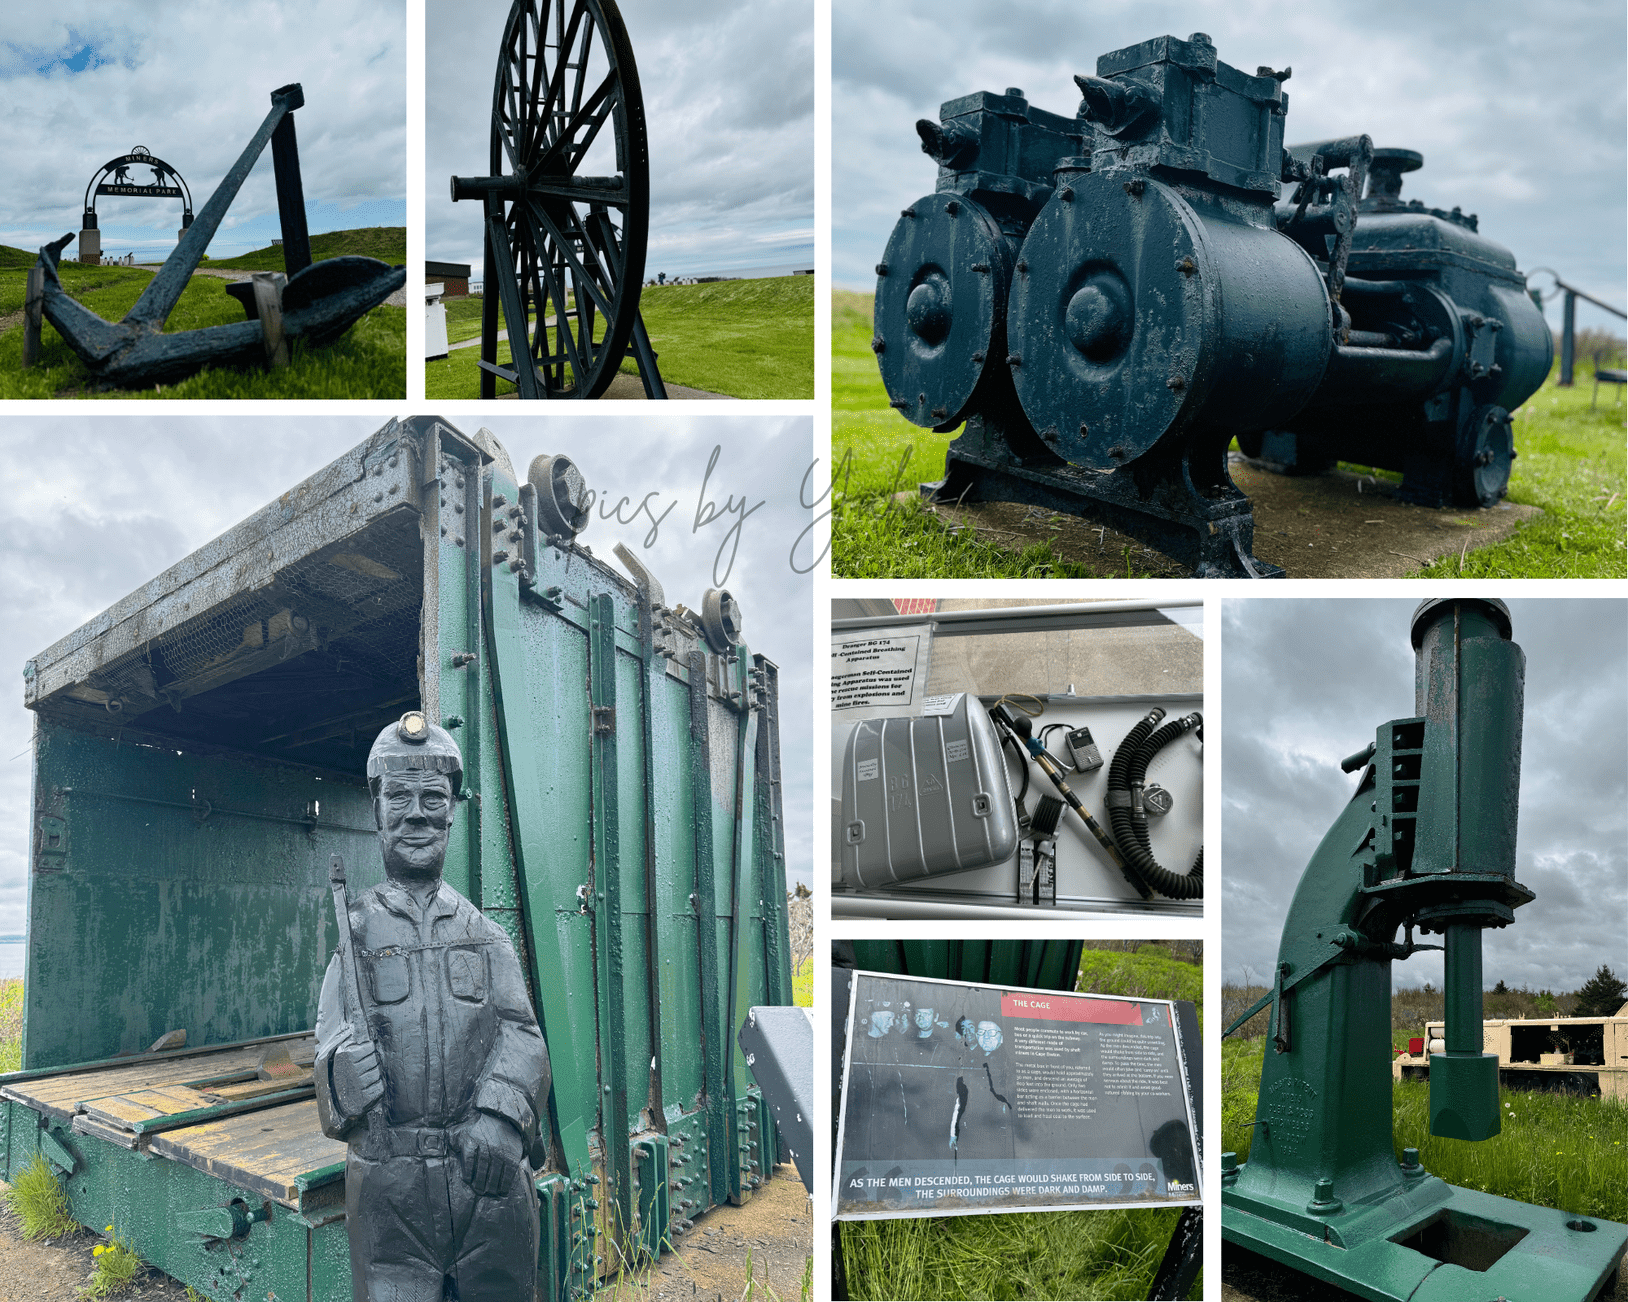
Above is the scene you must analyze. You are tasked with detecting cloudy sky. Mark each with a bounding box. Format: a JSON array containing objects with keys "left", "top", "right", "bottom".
[
  {"left": 0, "top": 416, "right": 815, "bottom": 958},
  {"left": 834, "top": 0, "right": 1627, "bottom": 334},
  {"left": 1, "top": 2, "right": 404, "bottom": 262},
  {"left": 426, "top": 0, "right": 813, "bottom": 283},
  {"left": 1223, "top": 598, "right": 1627, "bottom": 997}
]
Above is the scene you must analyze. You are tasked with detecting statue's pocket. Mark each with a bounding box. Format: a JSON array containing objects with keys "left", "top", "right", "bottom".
[
  {"left": 369, "top": 953, "right": 411, "bottom": 1004},
  {"left": 448, "top": 947, "right": 487, "bottom": 1003}
]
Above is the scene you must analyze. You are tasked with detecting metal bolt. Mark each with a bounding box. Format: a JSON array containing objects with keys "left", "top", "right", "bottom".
[
  {"left": 1314, "top": 1178, "right": 1335, "bottom": 1202},
  {"left": 1167, "top": 375, "right": 1186, "bottom": 391},
  {"left": 900, "top": 208, "right": 916, "bottom": 218},
  {"left": 1016, "top": 260, "right": 1028, "bottom": 274},
  {"left": 1058, "top": 186, "right": 1074, "bottom": 202},
  {"left": 946, "top": 200, "right": 960, "bottom": 216},
  {"left": 493, "top": 549, "right": 509, "bottom": 563},
  {"left": 493, "top": 493, "right": 507, "bottom": 507},
  {"left": 1176, "top": 257, "right": 1197, "bottom": 276},
  {"left": 1007, "top": 353, "right": 1022, "bottom": 367},
  {"left": 889, "top": 399, "right": 909, "bottom": 410},
  {"left": 1109, "top": 446, "right": 1126, "bottom": 459},
  {"left": 930, "top": 406, "right": 948, "bottom": 420},
  {"left": 971, "top": 351, "right": 985, "bottom": 363},
  {"left": 1124, "top": 179, "right": 1146, "bottom": 197},
  {"left": 1402, "top": 1147, "right": 1420, "bottom": 1167},
  {"left": 875, "top": 262, "right": 889, "bottom": 276},
  {"left": 871, "top": 337, "right": 885, "bottom": 353}
]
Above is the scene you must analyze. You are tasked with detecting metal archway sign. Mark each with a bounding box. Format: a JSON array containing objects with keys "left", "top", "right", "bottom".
[{"left": 82, "top": 146, "right": 195, "bottom": 231}]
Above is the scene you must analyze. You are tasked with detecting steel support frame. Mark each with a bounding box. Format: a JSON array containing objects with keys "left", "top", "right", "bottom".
[{"left": 926, "top": 415, "right": 1286, "bottom": 579}]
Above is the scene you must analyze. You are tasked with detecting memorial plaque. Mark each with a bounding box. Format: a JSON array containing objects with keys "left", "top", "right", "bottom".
[{"left": 833, "top": 972, "right": 1201, "bottom": 1219}]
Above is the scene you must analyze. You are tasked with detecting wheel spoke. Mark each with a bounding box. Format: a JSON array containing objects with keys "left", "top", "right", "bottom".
[
  {"left": 530, "top": 69, "right": 616, "bottom": 177},
  {"left": 522, "top": 196, "right": 617, "bottom": 319},
  {"left": 535, "top": 243, "right": 587, "bottom": 384},
  {"left": 573, "top": 20, "right": 594, "bottom": 120},
  {"left": 530, "top": 1, "right": 590, "bottom": 165}
]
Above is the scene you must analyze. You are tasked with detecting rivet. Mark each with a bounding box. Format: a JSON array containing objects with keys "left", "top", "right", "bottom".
[{"left": 875, "top": 262, "right": 889, "bottom": 276}]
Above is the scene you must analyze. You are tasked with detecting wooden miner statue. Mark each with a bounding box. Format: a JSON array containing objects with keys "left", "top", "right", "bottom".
[{"left": 315, "top": 710, "right": 550, "bottom": 1301}]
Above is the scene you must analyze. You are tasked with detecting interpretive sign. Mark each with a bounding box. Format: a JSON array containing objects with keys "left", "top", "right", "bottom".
[{"left": 833, "top": 972, "right": 1201, "bottom": 1220}]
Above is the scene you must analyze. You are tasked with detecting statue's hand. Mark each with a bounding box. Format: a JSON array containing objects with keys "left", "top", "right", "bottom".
[
  {"left": 459, "top": 1111, "right": 524, "bottom": 1196},
  {"left": 330, "top": 1041, "right": 385, "bottom": 1117}
]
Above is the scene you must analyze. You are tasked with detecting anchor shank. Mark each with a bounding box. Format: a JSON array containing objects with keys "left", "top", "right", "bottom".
[
  {"left": 270, "top": 105, "right": 312, "bottom": 277},
  {"left": 125, "top": 83, "right": 304, "bottom": 328}
]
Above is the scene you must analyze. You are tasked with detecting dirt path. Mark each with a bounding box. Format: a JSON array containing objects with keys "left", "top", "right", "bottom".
[
  {"left": 0, "top": 1186, "right": 193, "bottom": 1302},
  {"left": 923, "top": 454, "right": 1538, "bottom": 579},
  {"left": 634, "top": 1166, "right": 812, "bottom": 1302}
]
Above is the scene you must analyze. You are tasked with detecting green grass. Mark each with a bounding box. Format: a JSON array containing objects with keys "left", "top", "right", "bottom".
[
  {"left": 1222, "top": 1037, "right": 1628, "bottom": 1222},
  {"left": 832, "top": 289, "right": 1626, "bottom": 578},
  {"left": 4, "top": 1153, "right": 78, "bottom": 1241},
  {"left": 427, "top": 277, "right": 814, "bottom": 399},
  {"left": 839, "top": 944, "right": 1202, "bottom": 1301},
  {"left": 83, "top": 1223, "right": 142, "bottom": 1298},
  {"left": 0, "top": 260, "right": 405, "bottom": 398},
  {"left": 203, "top": 226, "right": 406, "bottom": 270},
  {"left": 0, "top": 978, "right": 23, "bottom": 1074},
  {"left": 444, "top": 293, "right": 491, "bottom": 344}
]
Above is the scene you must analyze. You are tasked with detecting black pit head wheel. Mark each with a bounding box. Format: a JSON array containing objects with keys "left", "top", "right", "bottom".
[{"left": 456, "top": 0, "right": 651, "bottom": 398}]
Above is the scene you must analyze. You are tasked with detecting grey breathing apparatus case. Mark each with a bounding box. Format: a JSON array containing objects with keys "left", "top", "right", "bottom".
[{"left": 839, "top": 692, "right": 1018, "bottom": 888}]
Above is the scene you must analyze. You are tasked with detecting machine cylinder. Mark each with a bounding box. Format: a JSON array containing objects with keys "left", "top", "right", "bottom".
[
  {"left": 1410, "top": 598, "right": 1521, "bottom": 1142},
  {"left": 1410, "top": 597, "right": 1524, "bottom": 878},
  {"left": 1443, "top": 923, "right": 1483, "bottom": 1055}
]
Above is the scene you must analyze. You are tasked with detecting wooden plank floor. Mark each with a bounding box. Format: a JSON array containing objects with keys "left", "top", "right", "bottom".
[
  {"left": 1, "top": 1035, "right": 315, "bottom": 1121},
  {"left": 4, "top": 1034, "right": 337, "bottom": 1206},
  {"left": 150, "top": 1099, "right": 344, "bottom": 1206}
]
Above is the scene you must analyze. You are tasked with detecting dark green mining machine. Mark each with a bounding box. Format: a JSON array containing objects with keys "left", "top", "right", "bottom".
[
  {"left": 8, "top": 417, "right": 793, "bottom": 1300},
  {"left": 876, "top": 34, "right": 1552, "bottom": 577},
  {"left": 1221, "top": 599, "right": 1627, "bottom": 1301}
]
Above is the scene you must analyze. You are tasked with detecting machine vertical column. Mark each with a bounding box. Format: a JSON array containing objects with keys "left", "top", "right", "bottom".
[
  {"left": 1412, "top": 598, "right": 1524, "bottom": 1143},
  {"left": 1442, "top": 923, "right": 1483, "bottom": 1056}
]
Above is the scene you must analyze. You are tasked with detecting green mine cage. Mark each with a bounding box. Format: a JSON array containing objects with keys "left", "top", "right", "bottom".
[{"left": 6, "top": 416, "right": 793, "bottom": 1301}]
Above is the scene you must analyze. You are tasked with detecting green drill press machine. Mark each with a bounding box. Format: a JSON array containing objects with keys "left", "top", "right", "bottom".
[{"left": 1222, "top": 598, "right": 1627, "bottom": 1302}]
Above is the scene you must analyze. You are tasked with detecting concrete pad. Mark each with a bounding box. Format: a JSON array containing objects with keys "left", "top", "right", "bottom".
[
  {"left": 919, "top": 455, "right": 1540, "bottom": 579},
  {"left": 493, "top": 371, "right": 735, "bottom": 400}
]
